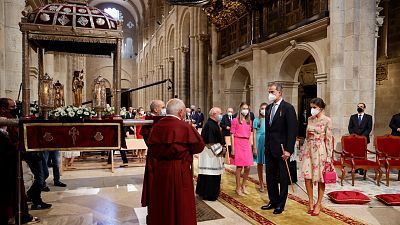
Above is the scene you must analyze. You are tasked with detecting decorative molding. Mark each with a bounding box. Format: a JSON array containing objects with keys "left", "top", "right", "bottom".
[
  {"left": 197, "top": 33, "right": 210, "bottom": 42},
  {"left": 376, "top": 61, "right": 388, "bottom": 85},
  {"left": 180, "top": 46, "right": 190, "bottom": 53},
  {"left": 375, "top": 0, "right": 384, "bottom": 38}
]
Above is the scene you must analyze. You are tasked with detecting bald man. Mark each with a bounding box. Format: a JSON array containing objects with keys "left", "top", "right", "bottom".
[
  {"left": 196, "top": 107, "right": 225, "bottom": 201},
  {"left": 146, "top": 98, "right": 205, "bottom": 225}
]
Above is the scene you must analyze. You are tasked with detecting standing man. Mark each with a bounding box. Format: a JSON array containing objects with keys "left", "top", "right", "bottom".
[
  {"left": 196, "top": 107, "right": 225, "bottom": 201},
  {"left": 220, "top": 108, "right": 234, "bottom": 137},
  {"left": 389, "top": 112, "right": 400, "bottom": 136},
  {"left": 141, "top": 100, "right": 165, "bottom": 208},
  {"left": 195, "top": 107, "right": 205, "bottom": 129},
  {"left": 348, "top": 103, "right": 373, "bottom": 175},
  {"left": 261, "top": 82, "right": 298, "bottom": 214},
  {"left": 146, "top": 99, "right": 205, "bottom": 225}
]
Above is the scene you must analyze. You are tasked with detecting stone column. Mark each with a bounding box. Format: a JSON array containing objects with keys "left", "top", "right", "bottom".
[
  {"left": 0, "top": 0, "right": 5, "bottom": 97},
  {"left": 167, "top": 57, "right": 174, "bottom": 100},
  {"left": 329, "top": 0, "right": 346, "bottom": 137},
  {"left": 277, "top": 81, "right": 300, "bottom": 113},
  {"left": 21, "top": 31, "right": 30, "bottom": 118},
  {"left": 113, "top": 39, "right": 122, "bottom": 118},
  {"left": 180, "top": 46, "right": 189, "bottom": 104},
  {"left": 252, "top": 47, "right": 263, "bottom": 108},
  {"left": 210, "top": 24, "right": 220, "bottom": 107},
  {"left": 4, "top": 0, "right": 24, "bottom": 99},
  {"left": 189, "top": 35, "right": 196, "bottom": 105},
  {"left": 158, "top": 64, "right": 164, "bottom": 100},
  {"left": 198, "top": 33, "right": 209, "bottom": 112},
  {"left": 315, "top": 73, "right": 328, "bottom": 104}
]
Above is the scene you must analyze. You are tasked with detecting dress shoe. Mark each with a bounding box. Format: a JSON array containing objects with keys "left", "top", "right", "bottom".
[
  {"left": 31, "top": 202, "right": 52, "bottom": 210},
  {"left": 54, "top": 181, "right": 67, "bottom": 187},
  {"left": 273, "top": 207, "right": 284, "bottom": 214},
  {"left": 261, "top": 203, "right": 276, "bottom": 210},
  {"left": 42, "top": 186, "right": 50, "bottom": 192}
]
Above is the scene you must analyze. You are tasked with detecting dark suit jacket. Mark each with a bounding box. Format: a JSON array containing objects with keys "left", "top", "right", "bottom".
[
  {"left": 389, "top": 113, "right": 400, "bottom": 136},
  {"left": 348, "top": 113, "right": 373, "bottom": 143},
  {"left": 220, "top": 114, "right": 233, "bottom": 137},
  {"left": 265, "top": 100, "right": 298, "bottom": 158}
]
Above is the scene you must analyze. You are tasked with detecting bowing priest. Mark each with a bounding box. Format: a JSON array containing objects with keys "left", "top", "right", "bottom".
[
  {"left": 196, "top": 107, "right": 225, "bottom": 201},
  {"left": 146, "top": 98, "right": 205, "bottom": 225}
]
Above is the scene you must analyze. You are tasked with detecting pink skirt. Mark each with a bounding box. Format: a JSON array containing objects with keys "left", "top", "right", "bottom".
[{"left": 233, "top": 137, "right": 253, "bottom": 166}]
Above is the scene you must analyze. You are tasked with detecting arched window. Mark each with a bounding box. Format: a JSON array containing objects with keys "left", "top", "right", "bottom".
[{"left": 104, "top": 7, "right": 123, "bottom": 21}]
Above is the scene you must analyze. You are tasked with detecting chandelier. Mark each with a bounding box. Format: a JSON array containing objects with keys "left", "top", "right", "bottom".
[{"left": 203, "top": 0, "right": 251, "bottom": 29}]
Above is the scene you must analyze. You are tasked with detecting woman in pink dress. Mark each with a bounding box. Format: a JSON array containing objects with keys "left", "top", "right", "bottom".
[
  {"left": 231, "top": 102, "right": 253, "bottom": 196},
  {"left": 300, "top": 98, "right": 334, "bottom": 216}
]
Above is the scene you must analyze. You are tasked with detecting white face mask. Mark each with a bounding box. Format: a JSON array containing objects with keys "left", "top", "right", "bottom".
[
  {"left": 160, "top": 108, "right": 167, "bottom": 116},
  {"left": 260, "top": 109, "right": 266, "bottom": 116},
  {"left": 311, "top": 108, "right": 320, "bottom": 117},
  {"left": 268, "top": 93, "right": 277, "bottom": 102},
  {"left": 139, "top": 110, "right": 145, "bottom": 115},
  {"left": 227, "top": 112, "right": 233, "bottom": 116},
  {"left": 241, "top": 109, "right": 249, "bottom": 116}
]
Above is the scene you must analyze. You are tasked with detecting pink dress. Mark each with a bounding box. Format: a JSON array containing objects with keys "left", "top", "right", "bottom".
[{"left": 231, "top": 118, "right": 253, "bottom": 166}]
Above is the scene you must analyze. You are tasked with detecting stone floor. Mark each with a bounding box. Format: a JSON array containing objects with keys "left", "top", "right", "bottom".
[{"left": 24, "top": 157, "right": 400, "bottom": 225}]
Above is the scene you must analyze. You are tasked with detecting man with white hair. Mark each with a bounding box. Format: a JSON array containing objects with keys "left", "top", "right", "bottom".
[
  {"left": 196, "top": 107, "right": 225, "bottom": 201},
  {"left": 146, "top": 98, "right": 205, "bottom": 225}
]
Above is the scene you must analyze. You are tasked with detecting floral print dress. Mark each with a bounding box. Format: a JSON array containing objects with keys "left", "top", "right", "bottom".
[{"left": 300, "top": 115, "right": 334, "bottom": 183}]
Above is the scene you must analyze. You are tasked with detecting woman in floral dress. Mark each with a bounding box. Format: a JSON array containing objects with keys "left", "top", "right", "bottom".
[{"left": 300, "top": 98, "right": 334, "bottom": 216}]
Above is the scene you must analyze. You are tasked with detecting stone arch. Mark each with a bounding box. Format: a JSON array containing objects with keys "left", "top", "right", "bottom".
[
  {"left": 277, "top": 42, "right": 325, "bottom": 81},
  {"left": 229, "top": 66, "right": 251, "bottom": 111},
  {"left": 180, "top": 10, "right": 190, "bottom": 47},
  {"left": 167, "top": 26, "right": 175, "bottom": 56}
]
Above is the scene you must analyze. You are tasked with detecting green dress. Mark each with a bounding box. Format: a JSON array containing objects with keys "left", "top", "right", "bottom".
[{"left": 253, "top": 118, "right": 266, "bottom": 164}]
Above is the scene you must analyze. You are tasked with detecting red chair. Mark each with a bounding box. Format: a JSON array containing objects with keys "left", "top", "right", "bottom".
[
  {"left": 330, "top": 136, "right": 344, "bottom": 169},
  {"left": 375, "top": 135, "right": 400, "bottom": 186},
  {"left": 340, "top": 134, "right": 382, "bottom": 186}
]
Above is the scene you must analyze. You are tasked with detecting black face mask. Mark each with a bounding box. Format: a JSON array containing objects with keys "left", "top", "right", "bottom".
[{"left": 357, "top": 107, "right": 364, "bottom": 113}]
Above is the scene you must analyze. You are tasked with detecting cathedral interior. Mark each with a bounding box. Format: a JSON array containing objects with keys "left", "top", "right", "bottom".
[{"left": 0, "top": 0, "right": 400, "bottom": 224}]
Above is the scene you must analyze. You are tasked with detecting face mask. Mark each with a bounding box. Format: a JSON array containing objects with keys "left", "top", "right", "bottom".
[
  {"left": 260, "top": 109, "right": 266, "bottom": 116},
  {"left": 217, "top": 114, "right": 223, "bottom": 122},
  {"left": 139, "top": 110, "right": 145, "bottom": 115},
  {"left": 311, "top": 108, "right": 320, "bottom": 117},
  {"left": 187, "top": 112, "right": 191, "bottom": 116},
  {"left": 227, "top": 112, "right": 233, "bottom": 117},
  {"left": 357, "top": 107, "right": 364, "bottom": 113},
  {"left": 241, "top": 109, "right": 249, "bottom": 116},
  {"left": 161, "top": 108, "right": 167, "bottom": 116},
  {"left": 268, "top": 93, "right": 277, "bottom": 102}
]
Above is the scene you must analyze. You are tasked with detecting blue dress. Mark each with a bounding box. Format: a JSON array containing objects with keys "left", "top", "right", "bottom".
[{"left": 253, "top": 118, "right": 266, "bottom": 164}]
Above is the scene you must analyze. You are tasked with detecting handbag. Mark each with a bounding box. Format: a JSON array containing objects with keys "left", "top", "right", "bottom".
[
  {"left": 323, "top": 163, "right": 337, "bottom": 184},
  {"left": 224, "top": 146, "right": 230, "bottom": 165}
]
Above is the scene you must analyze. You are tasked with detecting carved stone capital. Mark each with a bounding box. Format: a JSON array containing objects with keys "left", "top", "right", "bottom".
[
  {"left": 197, "top": 34, "right": 209, "bottom": 42},
  {"left": 180, "top": 46, "right": 189, "bottom": 53}
]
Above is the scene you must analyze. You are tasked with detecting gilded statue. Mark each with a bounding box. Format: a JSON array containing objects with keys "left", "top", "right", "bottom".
[
  {"left": 72, "top": 70, "right": 84, "bottom": 107},
  {"left": 53, "top": 80, "right": 65, "bottom": 107}
]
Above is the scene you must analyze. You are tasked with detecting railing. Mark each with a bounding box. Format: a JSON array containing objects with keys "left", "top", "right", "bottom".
[
  {"left": 0, "top": 118, "right": 154, "bottom": 126},
  {"left": 218, "top": 0, "right": 329, "bottom": 59}
]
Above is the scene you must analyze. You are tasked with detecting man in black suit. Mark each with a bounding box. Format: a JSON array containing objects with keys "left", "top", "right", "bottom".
[
  {"left": 348, "top": 103, "right": 373, "bottom": 175},
  {"left": 389, "top": 113, "right": 400, "bottom": 136},
  {"left": 261, "top": 82, "right": 298, "bottom": 215},
  {"left": 348, "top": 103, "right": 373, "bottom": 143},
  {"left": 220, "top": 108, "right": 234, "bottom": 137}
]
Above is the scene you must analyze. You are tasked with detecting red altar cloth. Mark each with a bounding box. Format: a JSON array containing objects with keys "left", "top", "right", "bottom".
[{"left": 21, "top": 120, "right": 123, "bottom": 151}]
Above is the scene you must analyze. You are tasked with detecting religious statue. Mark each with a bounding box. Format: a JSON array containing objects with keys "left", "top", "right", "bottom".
[
  {"left": 72, "top": 70, "right": 84, "bottom": 107},
  {"left": 53, "top": 80, "right": 65, "bottom": 107}
]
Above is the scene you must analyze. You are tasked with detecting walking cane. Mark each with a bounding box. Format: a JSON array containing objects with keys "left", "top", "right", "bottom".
[{"left": 281, "top": 144, "right": 295, "bottom": 193}]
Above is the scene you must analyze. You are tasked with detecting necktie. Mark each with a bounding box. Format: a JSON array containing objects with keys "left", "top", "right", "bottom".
[
  {"left": 358, "top": 115, "right": 362, "bottom": 125},
  {"left": 270, "top": 104, "right": 277, "bottom": 125}
]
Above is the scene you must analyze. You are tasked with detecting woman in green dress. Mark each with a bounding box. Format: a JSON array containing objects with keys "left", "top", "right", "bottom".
[{"left": 252, "top": 103, "right": 267, "bottom": 192}]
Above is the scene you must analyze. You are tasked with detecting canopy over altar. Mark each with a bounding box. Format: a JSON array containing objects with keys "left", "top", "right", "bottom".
[{"left": 19, "top": 0, "right": 123, "bottom": 119}]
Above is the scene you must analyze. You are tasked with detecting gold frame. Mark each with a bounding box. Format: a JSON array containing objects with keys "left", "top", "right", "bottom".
[{"left": 23, "top": 122, "right": 122, "bottom": 152}]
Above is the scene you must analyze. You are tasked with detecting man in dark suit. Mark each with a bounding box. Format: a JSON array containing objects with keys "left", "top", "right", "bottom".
[
  {"left": 348, "top": 103, "right": 373, "bottom": 144},
  {"left": 261, "top": 82, "right": 298, "bottom": 215},
  {"left": 194, "top": 108, "right": 205, "bottom": 129},
  {"left": 348, "top": 103, "right": 373, "bottom": 175},
  {"left": 389, "top": 113, "right": 400, "bottom": 136},
  {"left": 220, "top": 108, "right": 234, "bottom": 137}
]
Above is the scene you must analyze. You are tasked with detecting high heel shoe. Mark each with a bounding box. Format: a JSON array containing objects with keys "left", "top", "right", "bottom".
[
  {"left": 311, "top": 204, "right": 321, "bottom": 216},
  {"left": 242, "top": 186, "right": 250, "bottom": 195},
  {"left": 235, "top": 189, "right": 245, "bottom": 196}
]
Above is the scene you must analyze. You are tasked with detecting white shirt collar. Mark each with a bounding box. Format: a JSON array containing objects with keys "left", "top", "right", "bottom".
[
  {"left": 274, "top": 98, "right": 283, "bottom": 106},
  {"left": 167, "top": 114, "right": 181, "bottom": 120},
  {"left": 358, "top": 113, "right": 365, "bottom": 116}
]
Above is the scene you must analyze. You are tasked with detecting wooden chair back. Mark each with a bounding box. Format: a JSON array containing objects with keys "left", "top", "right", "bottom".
[
  {"left": 341, "top": 134, "right": 368, "bottom": 159},
  {"left": 375, "top": 135, "right": 400, "bottom": 158}
]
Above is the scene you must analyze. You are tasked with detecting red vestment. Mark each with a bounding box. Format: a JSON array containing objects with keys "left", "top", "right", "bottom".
[{"left": 146, "top": 116, "right": 205, "bottom": 225}]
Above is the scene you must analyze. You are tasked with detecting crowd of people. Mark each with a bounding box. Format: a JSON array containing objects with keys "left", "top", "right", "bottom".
[{"left": 1, "top": 80, "right": 400, "bottom": 224}]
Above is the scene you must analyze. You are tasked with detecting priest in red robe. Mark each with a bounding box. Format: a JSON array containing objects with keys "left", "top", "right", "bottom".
[
  {"left": 146, "top": 98, "right": 205, "bottom": 225},
  {"left": 141, "top": 99, "right": 165, "bottom": 207}
]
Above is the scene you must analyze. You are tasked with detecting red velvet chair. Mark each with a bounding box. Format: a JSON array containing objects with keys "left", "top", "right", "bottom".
[
  {"left": 340, "top": 134, "right": 382, "bottom": 186},
  {"left": 375, "top": 135, "right": 400, "bottom": 186},
  {"left": 331, "top": 136, "right": 344, "bottom": 169}
]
